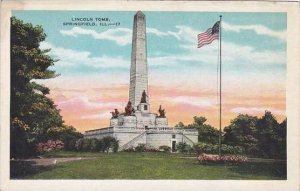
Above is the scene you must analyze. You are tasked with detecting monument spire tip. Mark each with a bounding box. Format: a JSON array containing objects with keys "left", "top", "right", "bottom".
[{"left": 136, "top": 10, "right": 145, "bottom": 16}]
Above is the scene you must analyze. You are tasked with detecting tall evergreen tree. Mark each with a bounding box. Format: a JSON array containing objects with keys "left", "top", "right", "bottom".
[{"left": 256, "top": 111, "right": 281, "bottom": 158}]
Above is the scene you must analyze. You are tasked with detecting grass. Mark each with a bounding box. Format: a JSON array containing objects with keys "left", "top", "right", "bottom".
[{"left": 11, "top": 151, "right": 286, "bottom": 180}]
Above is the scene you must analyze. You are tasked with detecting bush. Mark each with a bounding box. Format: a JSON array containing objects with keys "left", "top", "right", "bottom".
[
  {"left": 123, "top": 146, "right": 135, "bottom": 152},
  {"left": 176, "top": 142, "right": 188, "bottom": 153},
  {"left": 89, "top": 138, "right": 100, "bottom": 152},
  {"left": 102, "top": 136, "right": 119, "bottom": 153},
  {"left": 111, "top": 139, "right": 119, "bottom": 153},
  {"left": 98, "top": 139, "right": 104, "bottom": 152},
  {"left": 82, "top": 139, "right": 92, "bottom": 151},
  {"left": 36, "top": 140, "right": 64, "bottom": 154},
  {"left": 186, "top": 145, "right": 195, "bottom": 155},
  {"left": 197, "top": 154, "right": 248, "bottom": 164},
  {"left": 159, "top": 145, "right": 171, "bottom": 152},
  {"left": 74, "top": 137, "right": 119, "bottom": 153},
  {"left": 64, "top": 138, "right": 77, "bottom": 151},
  {"left": 195, "top": 142, "right": 246, "bottom": 155},
  {"left": 75, "top": 138, "right": 84, "bottom": 151},
  {"left": 135, "top": 144, "right": 146, "bottom": 152},
  {"left": 145, "top": 146, "right": 160, "bottom": 152}
]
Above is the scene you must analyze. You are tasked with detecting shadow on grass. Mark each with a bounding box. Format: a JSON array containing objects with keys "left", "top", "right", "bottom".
[
  {"left": 231, "top": 160, "right": 287, "bottom": 179},
  {"left": 196, "top": 159, "right": 286, "bottom": 179},
  {"left": 10, "top": 160, "right": 57, "bottom": 179}
]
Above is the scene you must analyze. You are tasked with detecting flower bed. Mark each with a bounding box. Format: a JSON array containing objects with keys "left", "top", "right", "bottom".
[
  {"left": 123, "top": 145, "right": 160, "bottom": 152},
  {"left": 197, "top": 154, "right": 247, "bottom": 164},
  {"left": 36, "top": 140, "right": 64, "bottom": 153}
]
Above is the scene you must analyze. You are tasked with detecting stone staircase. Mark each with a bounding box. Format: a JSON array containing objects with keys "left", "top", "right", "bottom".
[
  {"left": 119, "top": 131, "right": 146, "bottom": 151},
  {"left": 182, "top": 134, "right": 195, "bottom": 145}
]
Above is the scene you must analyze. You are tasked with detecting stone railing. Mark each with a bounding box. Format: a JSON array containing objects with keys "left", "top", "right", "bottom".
[
  {"left": 114, "top": 127, "right": 145, "bottom": 133},
  {"left": 85, "top": 126, "right": 198, "bottom": 136},
  {"left": 85, "top": 127, "right": 113, "bottom": 136}
]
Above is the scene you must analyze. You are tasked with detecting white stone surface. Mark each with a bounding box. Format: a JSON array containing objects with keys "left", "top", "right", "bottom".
[
  {"left": 84, "top": 11, "right": 199, "bottom": 152},
  {"left": 129, "top": 11, "right": 148, "bottom": 108}
]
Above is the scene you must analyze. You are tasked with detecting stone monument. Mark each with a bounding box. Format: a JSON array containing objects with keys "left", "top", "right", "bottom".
[{"left": 84, "top": 11, "right": 198, "bottom": 151}]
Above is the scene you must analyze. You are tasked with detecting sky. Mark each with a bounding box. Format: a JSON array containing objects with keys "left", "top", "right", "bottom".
[{"left": 12, "top": 11, "right": 287, "bottom": 132}]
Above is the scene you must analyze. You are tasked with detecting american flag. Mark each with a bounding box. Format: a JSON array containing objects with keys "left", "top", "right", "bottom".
[{"left": 197, "top": 21, "right": 220, "bottom": 48}]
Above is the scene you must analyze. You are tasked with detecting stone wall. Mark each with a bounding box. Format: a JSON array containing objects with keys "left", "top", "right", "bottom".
[{"left": 85, "top": 127, "right": 198, "bottom": 151}]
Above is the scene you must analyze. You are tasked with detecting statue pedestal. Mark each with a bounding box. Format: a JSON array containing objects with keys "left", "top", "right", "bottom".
[{"left": 155, "top": 117, "right": 168, "bottom": 127}]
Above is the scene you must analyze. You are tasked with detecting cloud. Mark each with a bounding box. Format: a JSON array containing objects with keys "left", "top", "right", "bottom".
[
  {"left": 222, "top": 22, "right": 286, "bottom": 41},
  {"left": 59, "top": 26, "right": 192, "bottom": 46},
  {"left": 81, "top": 111, "right": 111, "bottom": 119},
  {"left": 147, "top": 27, "right": 181, "bottom": 40},
  {"left": 60, "top": 27, "right": 132, "bottom": 46},
  {"left": 57, "top": 96, "right": 123, "bottom": 110},
  {"left": 148, "top": 40, "right": 286, "bottom": 67},
  {"left": 40, "top": 41, "right": 129, "bottom": 69},
  {"left": 143, "top": 25, "right": 285, "bottom": 68},
  {"left": 166, "top": 96, "right": 216, "bottom": 109},
  {"left": 230, "top": 107, "right": 285, "bottom": 116}
]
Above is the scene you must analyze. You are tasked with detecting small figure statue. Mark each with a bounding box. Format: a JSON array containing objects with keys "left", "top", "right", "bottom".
[
  {"left": 158, "top": 105, "right": 166, "bottom": 118},
  {"left": 125, "top": 101, "right": 134, "bottom": 115},
  {"left": 110, "top": 108, "right": 119, "bottom": 118},
  {"left": 140, "top": 90, "right": 147, "bottom": 103}
]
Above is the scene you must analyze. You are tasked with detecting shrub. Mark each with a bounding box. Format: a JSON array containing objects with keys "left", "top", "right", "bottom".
[
  {"left": 176, "top": 142, "right": 188, "bottom": 153},
  {"left": 195, "top": 142, "right": 246, "bottom": 155},
  {"left": 135, "top": 144, "right": 146, "bottom": 152},
  {"left": 145, "top": 146, "right": 160, "bottom": 152},
  {"left": 186, "top": 144, "right": 195, "bottom": 155},
  {"left": 111, "top": 139, "right": 119, "bottom": 153},
  {"left": 75, "top": 138, "right": 84, "bottom": 151},
  {"left": 89, "top": 138, "right": 100, "bottom": 152},
  {"left": 36, "top": 140, "right": 64, "bottom": 153},
  {"left": 197, "top": 154, "right": 248, "bottom": 164},
  {"left": 233, "top": 146, "right": 245, "bottom": 155},
  {"left": 64, "top": 138, "right": 77, "bottom": 151},
  {"left": 74, "top": 137, "right": 119, "bottom": 153},
  {"left": 98, "top": 139, "right": 104, "bottom": 152},
  {"left": 101, "top": 136, "right": 119, "bottom": 153},
  {"left": 159, "top": 145, "right": 171, "bottom": 152},
  {"left": 123, "top": 146, "right": 135, "bottom": 152},
  {"left": 82, "top": 139, "right": 92, "bottom": 151}
]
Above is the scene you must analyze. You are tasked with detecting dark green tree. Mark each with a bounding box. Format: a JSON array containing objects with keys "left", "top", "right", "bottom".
[
  {"left": 223, "top": 114, "right": 259, "bottom": 155},
  {"left": 174, "top": 121, "right": 185, "bottom": 129},
  {"left": 102, "top": 136, "right": 119, "bottom": 153},
  {"left": 186, "top": 116, "right": 219, "bottom": 144},
  {"left": 47, "top": 125, "right": 83, "bottom": 151},
  {"left": 256, "top": 111, "right": 281, "bottom": 158},
  {"left": 10, "top": 17, "right": 81, "bottom": 158},
  {"left": 276, "top": 118, "right": 287, "bottom": 159}
]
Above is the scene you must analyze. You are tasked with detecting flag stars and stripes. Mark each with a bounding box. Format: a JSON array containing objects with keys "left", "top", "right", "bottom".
[{"left": 197, "top": 21, "right": 220, "bottom": 48}]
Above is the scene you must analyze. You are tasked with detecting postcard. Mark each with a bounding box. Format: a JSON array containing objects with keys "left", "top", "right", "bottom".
[{"left": 0, "top": 1, "right": 299, "bottom": 191}]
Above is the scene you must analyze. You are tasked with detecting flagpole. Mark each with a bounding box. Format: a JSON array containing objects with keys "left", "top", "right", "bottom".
[{"left": 218, "top": 15, "right": 222, "bottom": 157}]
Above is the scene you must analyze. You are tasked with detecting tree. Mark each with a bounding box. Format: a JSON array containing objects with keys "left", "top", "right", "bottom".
[
  {"left": 256, "top": 111, "right": 281, "bottom": 158},
  {"left": 276, "top": 118, "right": 287, "bottom": 159},
  {"left": 174, "top": 122, "right": 185, "bottom": 129},
  {"left": 186, "top": 116, "right": 219, "bottom": 144},
  {"left": 223, "top": 111, "right": 286, "bottom": 159},
  {"left": 10, "top": 17, "right": 81, "bottom": 158},
  {"left": 101, "top": 136, "right": 119, "bottom": 153},
  {"left": 223, "top": 114, "right": 259, "bottom": 155},
  {"left": 47, "top": 125, "right": 83, "bottom": 151}
]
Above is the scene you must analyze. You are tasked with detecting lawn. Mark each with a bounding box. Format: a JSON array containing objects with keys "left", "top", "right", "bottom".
[{"left": 11, "top": 151, "right": 286, "bottom": 180}]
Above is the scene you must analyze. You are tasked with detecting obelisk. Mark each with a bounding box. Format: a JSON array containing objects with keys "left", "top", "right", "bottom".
[{"left": 129, "top": 11, "right": 148, "bottom": 108}]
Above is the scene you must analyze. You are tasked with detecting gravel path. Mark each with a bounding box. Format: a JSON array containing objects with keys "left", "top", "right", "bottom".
[{"left": 12, "top": 157, "right": 99, "bottom": 166}]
